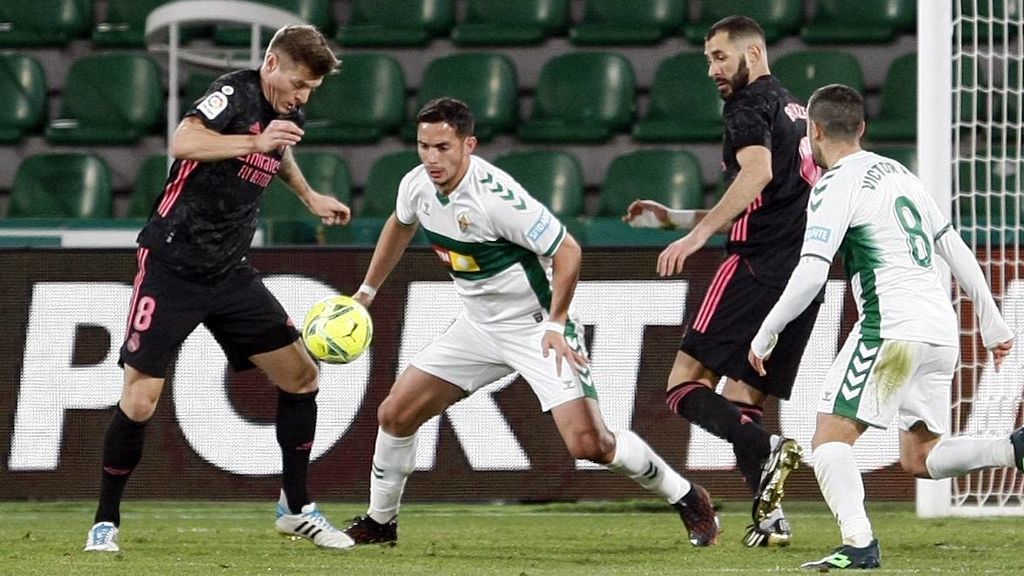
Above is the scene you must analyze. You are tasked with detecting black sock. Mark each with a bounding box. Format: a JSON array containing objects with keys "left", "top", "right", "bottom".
[
  {"left": 95, "top": 405, "right": 147, "bottom": 526},
  {"left": 731, "top": 401, "right": 767, "bottom": 495},
  {"left": 277, "top": 389, "right": 318, "bottom": 514},
  {"left": 666, "top": 383, "right": 771, "bottom": 474}
]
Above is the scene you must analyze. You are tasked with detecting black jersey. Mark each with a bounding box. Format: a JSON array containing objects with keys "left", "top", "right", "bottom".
[
  {"left": 137, "top": 69, "right": 304, "bottom": 284},
  {"left": 721, "top": 75, "right": 820, "bottom": 289}
]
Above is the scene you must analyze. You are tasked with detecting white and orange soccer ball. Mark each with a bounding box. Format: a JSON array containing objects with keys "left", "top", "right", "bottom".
[{"left": 301, "top": 295, "right": 373, "bottom": 364}]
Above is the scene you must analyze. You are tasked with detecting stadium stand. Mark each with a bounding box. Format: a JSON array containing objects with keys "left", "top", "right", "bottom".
[
  {"left": 0, "top": 0, "right": 93, "bottom": 47},
  {"left": 45, "top": 53, "right": 164, "bottom": 145},
  {"left": 9, "top": 152, "right": 113, "bottom": 218},
  {"left": 302, "top": 53, "right": 406, "bottom": 144},
  {"left": 127, "top": 154, "right": 170, "bottom": 219},
  {"left": 262, "top": 150, "right": 351, "bottom": 243},
  {"left": 771, "top": 50, "right": 866, "bottom": 104},
  {"left": 493, "top": 150, "right": 585, "bottom": 217},
  {"left": 685, "top": 0, "right": 803, "bottom": 45},
  {"left": 0, "top": 53, "right": 47, "bottom": 144},
  {"left": 801, "top": 0, "right": 916, "bottom": 44},
  {"left": 568, "top": 0, "right": 687, "bottom": 46},
  {"left": 214, "top": 0, "right": 334, "bottom": 46},
  {"left": 93, "top": 0, "right": 168, "bottom": 48},
  {"left": 451, "top": 0, "right": 569, "bottom": 47},
  {"left": 633, "top": 52, "right": 723, "bottom": 142},
  {"left": 335, "top": 0, "right": 454, "bottom": 47},
  {"left": 517, "top": 52, "right": 636, "bottom": 143},
  {"left": 867, "top": 52, "right": 916, "bottom": 141}
]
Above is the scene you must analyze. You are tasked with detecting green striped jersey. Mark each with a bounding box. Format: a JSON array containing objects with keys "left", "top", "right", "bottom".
[
  {"left": 396, "top": 155, "right": 567, "bottom": 324},
  {"left": 800, "top": 150, "right": 957, "bottom": 345}
]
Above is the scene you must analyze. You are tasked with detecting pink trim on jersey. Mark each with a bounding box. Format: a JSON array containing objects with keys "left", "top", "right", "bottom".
[
  {"left": 157, "top": 159, "right": 198, "bottom": 217},
  {"left": 124, "top": 248, "right": 149, "bottom": 339},
  {"left": 692, "top": 254, "right": 740, "bottom": 333},
  {"left": 730, "top": 194, "right": 764, "bottom": 243}
]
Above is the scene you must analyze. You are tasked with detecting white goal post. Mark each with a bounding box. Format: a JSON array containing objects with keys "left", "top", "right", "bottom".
[{"left": 917, "top": 0, "right": 1024, "bottom": 517}]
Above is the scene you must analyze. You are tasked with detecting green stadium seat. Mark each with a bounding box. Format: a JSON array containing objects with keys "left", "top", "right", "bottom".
[
  {"left": 128, "top": 154, "right": 171, "bottom": 219},
  {"left": 597, "top": 150, "right": 704, "bottom": 216},
  {"left": 517, "top": 52, "right": 636, "bottom": 143},
  {"left": 261, "top": 151, "right": 351, "bottom": 244},
  {"left": 493, "top": 150, "right": 584, "bottom": 217},
  {"left": 302, "top": 54, "right": 405, "bottom": 144},
  {"left": 0, "top": 0, "right": 92, "bottom": 47},
  {"left": 802, "top": 0, "right": 915, "bottom": 44},
  {"left": 451, "top": 0, "right": 568, "bottom": 46},
  {"left": 184, "top": 71, "right": 221, "bottom": 108},
  {"left": 214, "top": 0, "right": 334, "bottom": 46},
  {"left": 868, "top": 53, "right": 916, "bottom": 142},
  {"left": 569, "top": 0, "right": 687, "bottom": 46},
  {"left": 633, "top": 53, "right": 723, "bottom": 142},
  {"left": 360, "top": 151, "right": 421, "bottom": 217},
  {"left": 685, "top": 0, "right": 802, "bottom": 45},
  {"left": 957, "top": 150, "right": 1023, "bottom": 226},
  {"left": 959, "top": 0, "right": 1020, "bottom": 42},
  {"left": 9, "top": 153, "right": 113, "bottom": 218},
  {"left": 93, "top": 0, "right": 167, "bottom": 47},
  {"left": 0, "top": 53, "right": 47, "bottom": 144},
  {"left": 403, "top": 53, "right": 517, "bottom": 143},
  {"left": 771, "top": 50, "right": 865, "bottom": 104},
  {"left": 46, "top": 53, "right": 163, "bottom": 145},
  {"left": 336, "top": 0, "right": 454, "bottom": 47},
  {"left": 873, "top": 146, "right": 918, "bottom": 175}
]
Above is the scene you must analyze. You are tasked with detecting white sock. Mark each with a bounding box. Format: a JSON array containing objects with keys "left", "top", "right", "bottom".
[
  {"left": 608, "top": 430, "right": 691, "bottom": 503},
  {"left": 925, "top": 435, "right": 1015, "bottom": 478},
  {"left": 813, "top": 442, "right": 874, "bottom": 548},
  {"left": 367, "top": 427, "right": 416, "bottom": 524}
]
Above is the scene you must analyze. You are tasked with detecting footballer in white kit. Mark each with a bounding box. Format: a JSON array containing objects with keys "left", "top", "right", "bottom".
[{"left": 396, "top": 155, "right": 595, "bottom": 410}]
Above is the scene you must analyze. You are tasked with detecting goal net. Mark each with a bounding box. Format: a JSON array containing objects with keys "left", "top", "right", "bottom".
[{"left": 922, "top": 0, "right": 1024, "bottom": 516}]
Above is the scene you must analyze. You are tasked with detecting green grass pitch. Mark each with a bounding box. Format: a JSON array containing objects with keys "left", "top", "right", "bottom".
[{"left": 2, "top": 500, "right": 1018, "bottom": 574}]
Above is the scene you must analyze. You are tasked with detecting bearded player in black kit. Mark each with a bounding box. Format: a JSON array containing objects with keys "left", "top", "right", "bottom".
[
  {"left": 624, "top": 16, "right": 822, "bottom": 548},
  {"left": 84, "top": 25, "right": 355, "bottom": 552}
]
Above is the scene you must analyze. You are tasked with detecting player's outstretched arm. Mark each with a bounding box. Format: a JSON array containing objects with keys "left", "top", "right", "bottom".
[
  {"left": 935, "top": 228, "right": 1015, "bottom": 364},
  {"left": 623, "top": 201, "right": 732, "bottom": 234},
  {"left": 170, "top": 117, "right": 303, "bottom": 161},
  {"left": 353, "top": 214, "right": 419, "bottom": 308}
]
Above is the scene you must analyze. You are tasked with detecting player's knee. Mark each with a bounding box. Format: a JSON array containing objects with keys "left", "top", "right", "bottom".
[
  {"left": 120, "top": 397, "right": 157, "bottom": 422},
  {"left": 377, "top": 397, "right": 417, "bottom": 437},
  {"left": 900, "top": 452, "right": 932, "bottom": 478},
  {"left": 291, "top": 356, "right": 319, "bottom": 393},
  {"left": 567, "top": 430, "right": 615, "bottom": 464}
]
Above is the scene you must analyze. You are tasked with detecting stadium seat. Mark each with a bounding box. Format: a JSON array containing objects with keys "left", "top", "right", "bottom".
[
  {"left": 93, "top": 0, "right": 167, "bottom": 47},
  {"left": 302, "top": 53, "right": 405, "bottom": 144},
  {"left": 597, "top": 150, "right": 704, "bottom": 217},
  {"left": 517, "top": 52, "right": 636, "bottom": 143},
  {"left": 873, "top": 146, "right": 918, "bottom": 175},
  {"left": 451, "top": 0, "right": 568, "bottom": 46},
  {"left": 492, "top": 150, "right": 584, "bottom": 217},
  {"left": 403, "top": 53, "right": 517, "bottom": 143},
  {"left": 262, "top": 151, "right": 352, "bottom": 244},
  {"left": 9, "top": 153, "right": 113, "bottom": 218},
  {"left": 184, "top": 71, "right": 222, "bottom": 108},
  {"left": 214, "top": 0, "right": 333, "bottom": 46},
  {"left": 569, "top": 0, "right": 687, "bottom": 46},
  {"left": 801, "top": 0, "right": 915, "bottom": 44},
  {"left": 771, "top": 50, "right": 865, "bottom": 104},
  {"left": 685, "top": 0, "right": 802, "bottom": 45},
  {"left": 633, "top": 53, "right": 723, "bottom": 142},
  {"left": 360, "top": 151, "right": 422, "bottom": 217},
  {"left": 0, "top": 53, "right": 47, "bottom": 144},
  {"left": 46, "top": 53, "right": 164, "bottom": 145},
  {"left": 336, "top": 0, "right": 454, "bottom": 47},
  {"left": 868, "top": 53, "right": 916, "bottom": 142},
  {"left": 0, "top": 0, "right": 92, "bottom": 47},
  {"left": 128, "top": 154, "right": 172, "bottom": 219}
]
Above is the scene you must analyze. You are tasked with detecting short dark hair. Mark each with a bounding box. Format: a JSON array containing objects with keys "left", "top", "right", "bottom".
[
  {"left": 705, "top": 15, "right": 766, "bottom": 44},
  {"left": 808, "top": 84, "right": 865, "bottom": 141},
  {"left": 267, "top": 24, "right": 338, "bottom": 77},
  {"left": 416, "top": 97, "right": 475, "bottom": 137}
]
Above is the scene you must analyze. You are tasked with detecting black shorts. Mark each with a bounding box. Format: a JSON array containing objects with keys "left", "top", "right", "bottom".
[
  {"left": 680, "top": 254, "right": 820, "bottom": 400},
  {"left": 119, "top": 249, "right": 300, "bottom": 378}
]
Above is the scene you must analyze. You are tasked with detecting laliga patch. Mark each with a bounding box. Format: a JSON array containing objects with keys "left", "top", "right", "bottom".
[{"left": 197, "top": 92, "right": 228, "bottom": 120}]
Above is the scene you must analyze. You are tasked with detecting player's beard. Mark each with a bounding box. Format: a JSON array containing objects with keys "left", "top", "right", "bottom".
[{"left": 723, "top": 56, "right": 750, "bottom": 100}]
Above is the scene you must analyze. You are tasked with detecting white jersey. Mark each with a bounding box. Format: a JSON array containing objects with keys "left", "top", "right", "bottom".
[
  {"left": 800, "top": 150, "right": 958, "bottom": 346},
  {"left": 395, "top": 155, "right": 567, "bottom": 324}
]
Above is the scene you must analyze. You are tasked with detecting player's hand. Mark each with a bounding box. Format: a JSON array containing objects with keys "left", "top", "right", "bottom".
[
  {"left": 255, "top": 119, "right": 303, "bottom": 153},
  {"left": 657, "top": 233, "right": 703, "bottom": 276},
  {"left": 541, "top": 328, "right": 588, "bottom": 377},
  {"left": 748, "top": 348, "right": 769, "bottom": 377},
  {"left": 623, "top": 199, "right": 672, "bottom": 229},
  {"left": 306, "top": 191, "right": 351, "bottom": 226},
  {"left": 991, "top": 339, "right": 1014, "bottom": 372}
]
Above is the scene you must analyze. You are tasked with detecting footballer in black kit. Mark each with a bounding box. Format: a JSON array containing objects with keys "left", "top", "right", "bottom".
[
  {"left": 85, "top": 25, "right": 357, "bottom": 554},
  {"left": 623, "top": 16, "right": 819, "bottom": 548}
]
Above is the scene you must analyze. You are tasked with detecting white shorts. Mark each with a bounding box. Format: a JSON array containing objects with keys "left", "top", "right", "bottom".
[
  {"left": 411, "top": 313, "right": 597, "bottom": 412},
  {"left": 818, "top": 330, "right": 958, "bottom": 434}
]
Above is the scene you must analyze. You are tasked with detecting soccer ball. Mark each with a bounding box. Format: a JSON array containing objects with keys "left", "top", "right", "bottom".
[{"left": 301, "top": 295, "right": 373, "bottom": 364}]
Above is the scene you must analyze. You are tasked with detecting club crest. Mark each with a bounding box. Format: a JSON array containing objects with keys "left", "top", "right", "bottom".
[{"left": 457, "top": 212, "right": 472, "bottom": 233}]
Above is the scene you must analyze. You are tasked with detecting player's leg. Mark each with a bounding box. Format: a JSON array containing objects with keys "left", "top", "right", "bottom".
[{"left": 345, "top": 314, "right": 510, "bottom": 546}]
